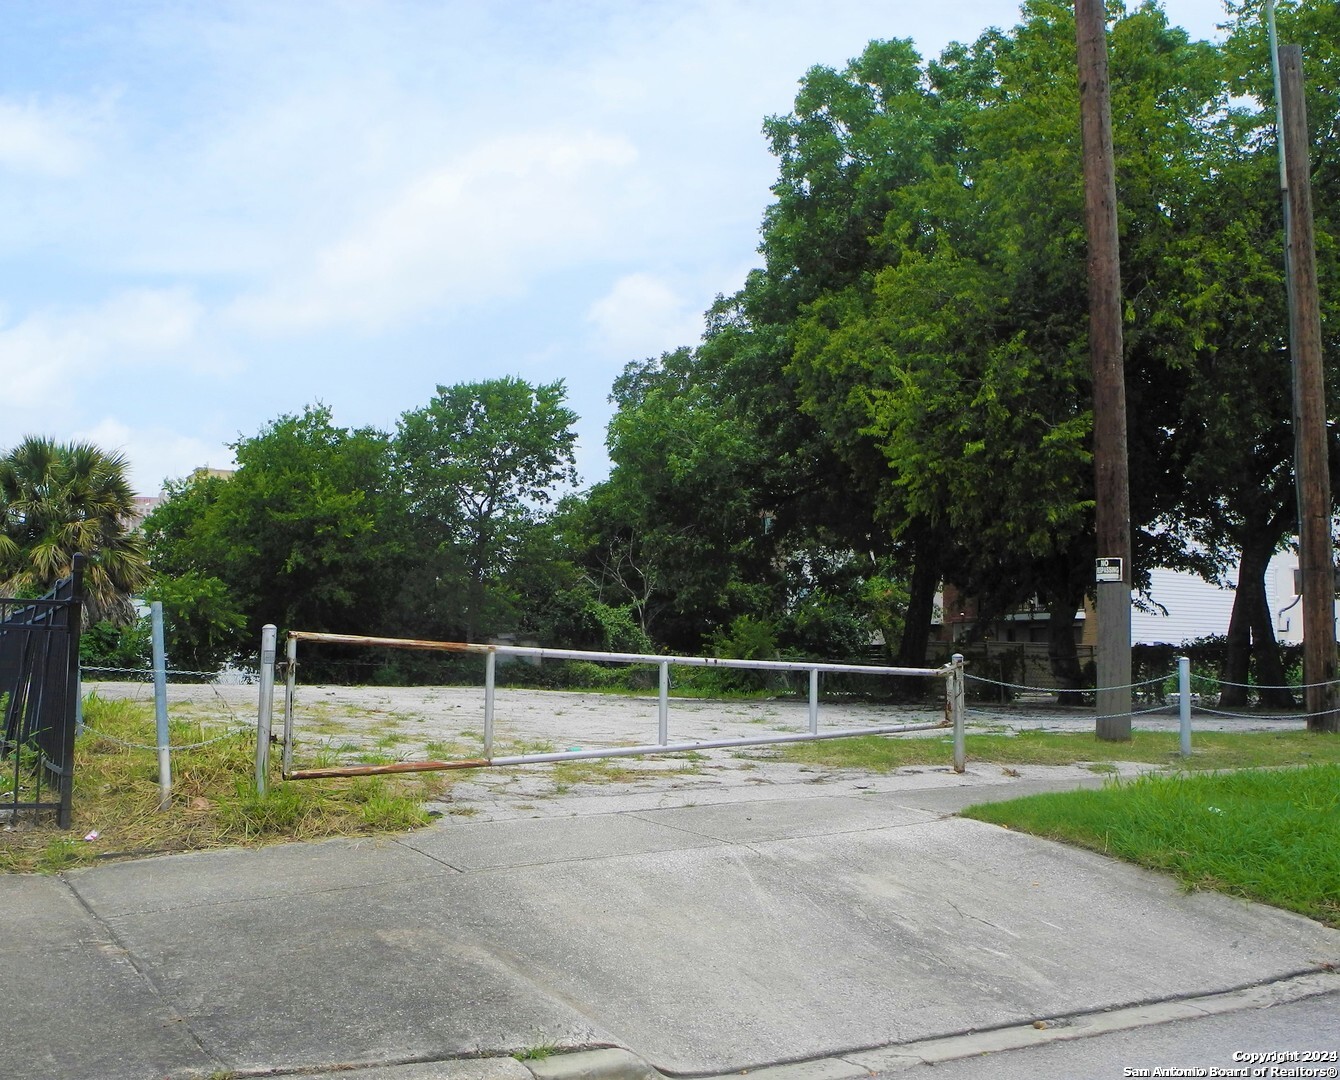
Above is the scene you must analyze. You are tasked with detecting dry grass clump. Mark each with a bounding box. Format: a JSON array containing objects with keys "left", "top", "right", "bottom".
[{"left": 1, "top": 693, "right": 445, "bottom": 874}]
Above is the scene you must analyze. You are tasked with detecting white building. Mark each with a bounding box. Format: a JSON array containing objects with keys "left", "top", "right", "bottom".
[{"left": 1132, "top": 552, "right": 1324, "bottom": 646}]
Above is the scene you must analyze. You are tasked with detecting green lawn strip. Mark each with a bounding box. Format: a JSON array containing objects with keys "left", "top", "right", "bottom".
[
  {"left": 778, "top": 729, "right": 1340, "bottom": 772},
  {"left": 962, "top": 765, "right": 1340, "bottom": 928}
]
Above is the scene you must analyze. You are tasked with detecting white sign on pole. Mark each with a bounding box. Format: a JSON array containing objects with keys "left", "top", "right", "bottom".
[{"left": 1095, "top": 557, "right": 1123, "bottom": 583}]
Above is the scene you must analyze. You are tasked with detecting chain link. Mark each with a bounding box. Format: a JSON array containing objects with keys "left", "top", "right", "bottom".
[
  {"left": 963, "top": 671, "right": 1173, "bottom": 694},
  {"left": 78, "top": 664, "right": 252, "bottom": 752},
  {"left": 80, "top": 723, "right": 252, "bottom": 752},
  {"left": 82, "top": 665, "right": 253, "bottom": 683}
]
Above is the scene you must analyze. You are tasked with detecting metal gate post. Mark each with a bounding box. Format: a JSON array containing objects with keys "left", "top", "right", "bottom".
[
  {"left": 808, "top": 668, "right": 819, "bottom": 734},
  {"left": 151, "top": 601, "right": 171, "bottom": 808},
  {"left": 951, "top": 653, "right": 966, "bottom": 773},
  {"left": 255, "top": 624, "right": 277, "bottom": 795},
  {"left": 282, "top": 633, "right": 298, "bottom": 778},
  {"left": 658, "top": 661, "right": 669, "bottom": 745},
  {"left": 484, "top": 649, "right": 496, "bottom": 759}
]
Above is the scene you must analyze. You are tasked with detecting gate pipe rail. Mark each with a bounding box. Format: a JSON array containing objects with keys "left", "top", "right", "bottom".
[{"left": 257, "top": 631, "right": 968, "bottom": 786}]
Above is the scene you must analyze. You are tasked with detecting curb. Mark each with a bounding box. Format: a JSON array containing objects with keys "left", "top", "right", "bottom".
[
  {"left": 219, "top": 970, "right": 1340, "bottom": 1080},
  {"left": 522, "top": 1047, "right": 664, "bottom": 1080},
  {"left": 697, "top": 970, "right": 1340, "bottom": 1079},
  {"left": 252, "top": 1047, "right": 660, "bottom": 1080}
]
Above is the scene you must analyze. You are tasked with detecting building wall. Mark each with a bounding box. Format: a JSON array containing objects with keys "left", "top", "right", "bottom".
[{"left": 1125, "top": 553, "right": 1332, "bottom": 646}]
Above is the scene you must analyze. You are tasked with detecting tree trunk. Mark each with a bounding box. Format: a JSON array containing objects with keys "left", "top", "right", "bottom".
[
  {"left": 1221, "top": 578, "right": 1251, "bottom": 708},
  {"left": 1046, "top": 590, "right": 1085, "bottom": 706},
  {"left": 1222, "top": 535, "right": 1294, "bottom": 709},
  {"left": 1249, "top": 590, "right": 1294, "bottom": 709},
  {"left": 896, "top": 540, "right": 942, "bottom": 668}
]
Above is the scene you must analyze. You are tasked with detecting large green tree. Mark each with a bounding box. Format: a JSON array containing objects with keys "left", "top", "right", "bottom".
[
  {"left": 393, "top": 378, "right": 579, "bottom": 641},
  {"left": 783, "top": 3, "right": 1232, "bottom": 687},
  {"left": 576, "top": 346, "right": 887, "bottom": 661},
  {"left": 579, "top": 349, "right": 770, "bottom": 648},
  {"left": 0, "top": 437, "right": 150, "bottom": 622}
]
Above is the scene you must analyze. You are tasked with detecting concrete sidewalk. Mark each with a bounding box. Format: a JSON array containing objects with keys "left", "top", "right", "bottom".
[{"left": 4, "top": 770, "right": 1338, "bottom": 1080}]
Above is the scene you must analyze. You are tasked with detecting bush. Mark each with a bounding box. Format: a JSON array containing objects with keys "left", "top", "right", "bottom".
[
  {"left": 699, "top": 615, "right": 781, "bottom": 694},
  {"left": 778, "top": 594, "right": 872, "bottom": 662},
  {"left": 1134, "top": 635, "right": 1305, "bottom": 704},
  {"left": 80, "top": 617, "right": 151, "bottom": 671}
]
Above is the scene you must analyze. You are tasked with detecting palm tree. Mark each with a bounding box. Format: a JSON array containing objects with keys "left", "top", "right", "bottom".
[{"left": 0, "top": 437, "right": 151, "bottom": 622}]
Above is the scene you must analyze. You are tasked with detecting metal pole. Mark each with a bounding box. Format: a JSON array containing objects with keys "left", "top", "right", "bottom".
[
  {"left": 808, "top": 668, "right": 819, "bottom": 734},
  {"left": 1266, "top": 0, "right": 1287, "bottom": 189},
  {"left": 484, "top": 649, "right": 496, "bottom": 759},
  {"left": 952, "top": 653, "right": 966, "bottom": 773},
  {"left": 282, "top": 633, "right": 297, "bottom": 778},
  {"left": 255, "top": 624, "right": 277, "bottom": 795},
  {"left": 1178, "top": 655, "right": 1192, "bottom": 759},
  {"left": 658, "top": 661, "right": 669, "bottom": 745},
  {"left": 151, "top": 601, "right": 171, "bottom": 809}
]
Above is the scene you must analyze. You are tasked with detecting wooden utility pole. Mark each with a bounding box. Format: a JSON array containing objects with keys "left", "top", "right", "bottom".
[
  {"left": 1075, "top": 0, "right": 1132, "bottom": 740},
  {"left": 1279, "top": 46, "right": 1339, "bottom": 732}
]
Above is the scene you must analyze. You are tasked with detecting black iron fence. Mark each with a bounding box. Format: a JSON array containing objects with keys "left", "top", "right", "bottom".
[{"left": 1, "top": 555, "right": 84, "bottom": 827}]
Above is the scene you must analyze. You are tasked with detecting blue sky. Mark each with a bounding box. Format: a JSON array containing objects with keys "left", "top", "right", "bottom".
[{"left": 1, "top": 0, "right": 1233, "bottom": 496}]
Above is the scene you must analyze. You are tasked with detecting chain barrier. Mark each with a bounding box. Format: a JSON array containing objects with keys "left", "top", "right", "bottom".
[
  {"left": 961, "top": 665, "right": 1335, "bottom": 723},
  {"left": 79, "top": 723, "right": 252, "bottom": 753},
  {"left": 78, "top": 664, "right": 253, "bottom": 755},
  {"left": 963, "top": 671, "right": 1174, "bottom": 695},
  {"left": 1195, "top": 704, "right": 1334, "bottom": 723},
  {"left": 1211, "top": 675, "right": 1340, "bottom": 691},
  {"left": 82, "top": 665, "right": 254, "bottom": 683}
]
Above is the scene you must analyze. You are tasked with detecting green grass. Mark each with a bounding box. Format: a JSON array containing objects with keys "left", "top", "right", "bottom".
[
  {"left": 963, "top": 765, "right": 1340, "bottom": 927},
  {"left": 778, "top": 728, "right": 1340, "bottom": 772},
  {"left": 513, "top": 1041, "right": 560, "bottom": 1062},
  {"left": 0, "top": 693, "right": 443, "bottom": 873}
]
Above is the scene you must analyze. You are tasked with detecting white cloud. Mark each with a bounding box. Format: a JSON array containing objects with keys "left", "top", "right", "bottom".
[
  {"left": 228, "top": 130, "right": 639, "bottom": 334},
  {"left": 0, "top": 288, "right": 205, "bottom": 410},
  {"left": 0, "top": 98, "right": 98, "bottom": 177},
  {"left": 73, "top": 417, "right": 229, "bottom": 496},
  {"left": 586, "top": 273, "right": 705, "bottom": 361}
]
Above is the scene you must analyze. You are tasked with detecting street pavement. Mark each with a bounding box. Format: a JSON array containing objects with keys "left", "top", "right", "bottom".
[{"left": 3, "top": 768, "right": 1338, "bottom": 1080}]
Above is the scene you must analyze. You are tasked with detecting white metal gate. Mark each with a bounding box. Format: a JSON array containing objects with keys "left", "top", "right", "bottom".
[{"left": 254, "top": 628, "right": 966, "bottom": 791}]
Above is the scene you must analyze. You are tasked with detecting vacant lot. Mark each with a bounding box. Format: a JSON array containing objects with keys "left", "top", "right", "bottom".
[{"left": 77, "top": 680, "right": 1312, "bottom": 822}]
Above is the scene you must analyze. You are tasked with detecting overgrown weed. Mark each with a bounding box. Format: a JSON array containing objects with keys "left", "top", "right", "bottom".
[{"left": 0, "top": 694, "right": 441, "bottom": 874}]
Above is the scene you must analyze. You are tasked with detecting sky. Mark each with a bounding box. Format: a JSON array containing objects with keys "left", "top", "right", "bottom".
[{"left": 0, "top": 0, "right": 1236, "bottom": 496}]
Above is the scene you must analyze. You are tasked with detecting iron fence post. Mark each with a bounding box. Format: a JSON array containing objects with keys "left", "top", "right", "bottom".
[{"left": 57, "top": 555, "right": 85, "bottom": 828}]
